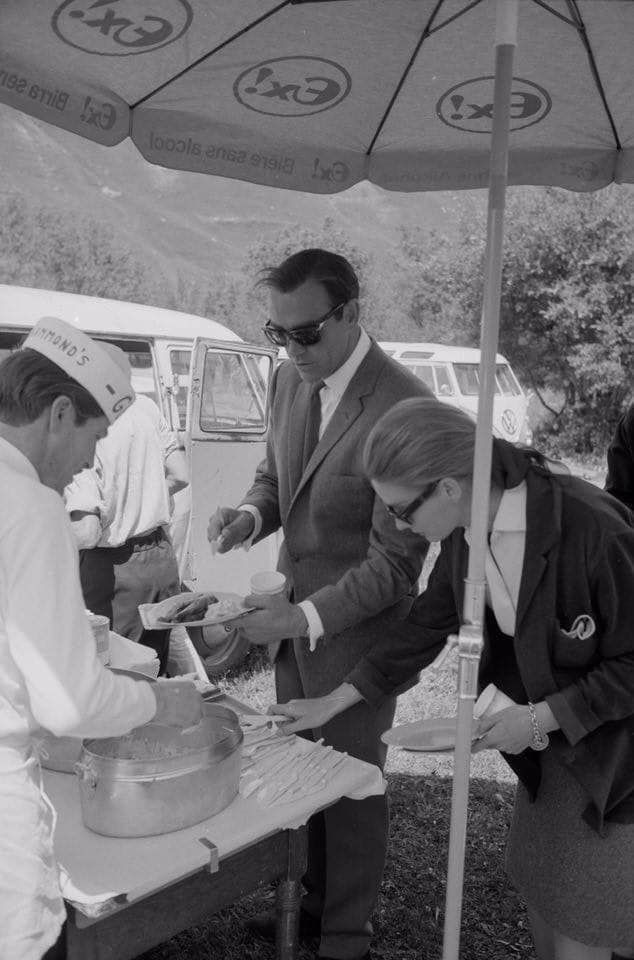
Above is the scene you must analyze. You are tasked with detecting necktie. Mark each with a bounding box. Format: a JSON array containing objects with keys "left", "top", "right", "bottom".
[{"left": 302, "top": 380, "right": 324, "bottom": 469}]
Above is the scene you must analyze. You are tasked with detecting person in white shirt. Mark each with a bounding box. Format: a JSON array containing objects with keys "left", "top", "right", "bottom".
[
  {"left": 0, "top": 318, "right": 201, "bottom": 960},
  {"left": 201, "top": 250, "right": 431, "bottom": 960},
  {"left": 65, "top": 386, "right": 188, "bottom": 673}
]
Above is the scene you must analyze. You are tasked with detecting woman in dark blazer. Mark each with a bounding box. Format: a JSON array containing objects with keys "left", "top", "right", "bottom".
[{"left": 276, "top": 397, "right": 634, "bottom": 960}]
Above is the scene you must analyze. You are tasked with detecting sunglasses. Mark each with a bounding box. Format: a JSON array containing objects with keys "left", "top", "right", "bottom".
[
  {"left": 385, "top": 480, "right": 439, "bottom": 524},
  {"left": 263, "top": 302, "right": 346, "bottom": 347}
]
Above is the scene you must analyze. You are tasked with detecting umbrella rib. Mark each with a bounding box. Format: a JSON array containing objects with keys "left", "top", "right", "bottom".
[
  {"left": 365, "top": 0, "right": 487, "bottom": 157},
  {"left": 131, "top": 0, "right": 292, "bottom": 109},
  {"left": 565, "top": 0, "right": 622, "bottom": 150},
  {"left": 530, "top": 0, "right": 576, "bottom": 28}
]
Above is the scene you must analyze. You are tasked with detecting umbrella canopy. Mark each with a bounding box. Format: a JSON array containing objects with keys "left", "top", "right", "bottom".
[{"left": 0, "top": 0, "right": 633, "bottom": 193}]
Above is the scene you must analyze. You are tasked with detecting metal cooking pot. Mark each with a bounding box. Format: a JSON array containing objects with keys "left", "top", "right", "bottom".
[{"left": 75, "top": 703, "right": 243, "bottom": 837}]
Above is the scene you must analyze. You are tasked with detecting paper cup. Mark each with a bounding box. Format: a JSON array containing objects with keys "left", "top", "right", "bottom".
[
  {"left": 473, "top": 683, "right": 515, "bottom": 719},
  {"left": 250, "top": 571, "right": 287, "bottom": 596},
  {"left": 86, "top": 611, "right": 110, "bottom": 665}
]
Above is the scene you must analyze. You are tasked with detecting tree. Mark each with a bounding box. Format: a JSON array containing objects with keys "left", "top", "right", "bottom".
[{"left": 399, "top": 186, "right": 634, "bottom": 454}]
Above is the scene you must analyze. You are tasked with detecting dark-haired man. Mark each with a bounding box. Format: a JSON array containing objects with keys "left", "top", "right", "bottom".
[
  {"left": 606, "top": 402, "right": 634, "bottom": 512},
  {"left": 207, "top": 249, "right": 432, "bottom": 960},
  {"left": 0, "top": 318, "right": 201, "bottom": 960}
]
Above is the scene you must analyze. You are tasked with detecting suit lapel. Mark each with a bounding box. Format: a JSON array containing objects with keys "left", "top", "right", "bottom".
[{"left": 516, "top": 472, "right": 560, "bottom": 630}]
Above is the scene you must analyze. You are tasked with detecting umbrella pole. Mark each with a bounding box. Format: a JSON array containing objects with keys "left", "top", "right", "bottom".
[{"left": 441, "top": 2, "right": 519, "bottom": 958}]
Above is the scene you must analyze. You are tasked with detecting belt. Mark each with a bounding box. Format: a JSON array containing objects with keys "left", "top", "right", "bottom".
[{"left": 125, "top": 527, "right": 165, "bottom": 548}]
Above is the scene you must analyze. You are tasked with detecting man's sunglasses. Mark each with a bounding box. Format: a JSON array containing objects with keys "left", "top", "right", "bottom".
[
  {"left": 263, "top": 302, "right": 346, "bottom": 347},
  {"left": 385, "top": 480, "right": 439, "bottom": 524}
]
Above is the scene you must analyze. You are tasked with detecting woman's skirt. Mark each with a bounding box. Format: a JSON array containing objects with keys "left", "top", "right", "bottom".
[{"left": 505, "top": 749, "right": 634, "bottom": 947}]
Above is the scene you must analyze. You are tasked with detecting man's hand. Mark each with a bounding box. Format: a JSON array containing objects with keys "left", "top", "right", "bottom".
[
  {"left": 269, "top": 683, "right": 363, "bottom": 733},
  {"left": 234, "top": 595, "right": 308, "bottom": 645},
  {"left": 207, "top": 506, "right": 255, "bottom": 553},
  {"left": 152, "top": 679, "right": 204, "bottom": 728}
]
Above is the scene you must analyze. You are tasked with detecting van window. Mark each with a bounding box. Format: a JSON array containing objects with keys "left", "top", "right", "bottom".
[
  {"left": 0, "top": 330, "right": 25, "bottom": 362},
  {"left": 409, "top": 361, "right": 455, "bottom": 397},
  {"left": 453, "top": 362, "right": 521, "bottom": 397},
  {"left": 199, "top": 349, "right": 267, "bottom": 434},
  {"left": 434, "top": 364, "right": 454, "bottom": 397},
  {"left": 495, "top": 363, "right": 522, "bottom": 396},
  {"left": 169, "top": 348, "right": 191, "bottom": 429}
]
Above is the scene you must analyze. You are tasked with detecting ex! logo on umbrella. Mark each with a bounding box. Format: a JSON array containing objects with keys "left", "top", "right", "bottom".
[
  {"left": 52, "top": 0, "right": 192, "bottom": 56},
  {"left": 437, "top": 76, "right": 551, "bottom": 133},
  {"left": 234, "top": 57, "right": 351, "bottom": 117}
]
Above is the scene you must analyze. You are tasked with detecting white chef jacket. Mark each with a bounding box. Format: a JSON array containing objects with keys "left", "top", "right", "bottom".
[{"left": 0, "top": 436, "right": 157, "bottom": 960}]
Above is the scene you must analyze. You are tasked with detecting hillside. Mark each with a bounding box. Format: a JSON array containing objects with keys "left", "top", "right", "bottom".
[{"left": 0, "top": 106, "right": 463, "bottom": 293}]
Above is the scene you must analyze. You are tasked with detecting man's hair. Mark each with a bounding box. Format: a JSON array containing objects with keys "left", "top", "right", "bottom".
[
  {"left": 0, "top": 348, "right": 105, "bottom": 426},
  {"left": 258, "top": 248, "right": 360, "bottom": 306}
]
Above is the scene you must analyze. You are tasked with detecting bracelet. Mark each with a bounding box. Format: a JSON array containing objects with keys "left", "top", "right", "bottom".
[{"left": 527, "top": 702, "right": 549, "bottom": 752}]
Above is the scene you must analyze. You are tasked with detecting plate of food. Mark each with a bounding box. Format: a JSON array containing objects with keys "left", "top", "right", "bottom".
[
  {"left": 139, "top": 592, "right": 255, "bottom": 629},
  {"left": 381, "top": 717, "right": 466, "bottom": 753}
]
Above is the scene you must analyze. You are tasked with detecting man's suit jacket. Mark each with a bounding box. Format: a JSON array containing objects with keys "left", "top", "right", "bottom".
[
  {"left": 357, "top": 441, "right": 634, "bottom": 832},
  {"left": 243, "top": 339, "right": 432, "bottom": 701}
]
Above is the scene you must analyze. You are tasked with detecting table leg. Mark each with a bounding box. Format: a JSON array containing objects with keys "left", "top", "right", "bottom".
[{"left": 275, "top": 828, "right": 307, "bottom": 960}]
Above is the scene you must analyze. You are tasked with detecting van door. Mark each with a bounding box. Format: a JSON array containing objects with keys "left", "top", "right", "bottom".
[{"left": 186, "top": 338, "right": 278, "bottom": 594}]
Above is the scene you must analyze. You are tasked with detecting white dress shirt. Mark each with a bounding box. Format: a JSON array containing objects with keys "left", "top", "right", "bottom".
[
  {"left": 64, "top": 395, "right": 178, "bottom": 546},
  {"left": 464, "top": 481, "right": 527, "bottom": 636},
  {"left": 242, "top": 329, "right": 372, "bottom": 646}
]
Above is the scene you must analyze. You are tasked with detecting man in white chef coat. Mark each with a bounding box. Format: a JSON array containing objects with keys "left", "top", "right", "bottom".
[{"left": 0, "top": 316, "right": 202, "bottom": 960}]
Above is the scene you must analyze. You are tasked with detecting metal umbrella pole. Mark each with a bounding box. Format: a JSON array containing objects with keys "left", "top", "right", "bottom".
[{"left": 441, "top": 2, "right": 519, "bottom": 958}]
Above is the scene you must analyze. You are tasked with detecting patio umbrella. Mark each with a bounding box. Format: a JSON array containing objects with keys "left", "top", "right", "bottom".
[{"left": 1, "top": 2, "right": 633, "bottom": 957}]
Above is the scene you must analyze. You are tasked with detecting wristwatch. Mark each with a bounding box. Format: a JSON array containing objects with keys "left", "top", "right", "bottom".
[{"left": 527, "top": 702, "right": 550, "bottom": 751}]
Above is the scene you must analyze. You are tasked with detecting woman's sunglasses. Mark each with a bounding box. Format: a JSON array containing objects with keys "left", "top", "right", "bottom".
[
  {"left": 385, "top": 480, "right": 439, "bottom": 524},
  {"left": 263, "top": 302, "right": 346, "bottom": 347}
]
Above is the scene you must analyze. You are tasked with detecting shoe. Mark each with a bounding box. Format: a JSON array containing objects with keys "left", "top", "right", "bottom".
[{"left": 246, "top": 907, "right": 321, "bottom": 943}]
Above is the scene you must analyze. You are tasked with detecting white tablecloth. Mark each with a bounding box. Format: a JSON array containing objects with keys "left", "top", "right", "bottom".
[{"left": 45, "top": 714, "right": 384, "bottom": 919}]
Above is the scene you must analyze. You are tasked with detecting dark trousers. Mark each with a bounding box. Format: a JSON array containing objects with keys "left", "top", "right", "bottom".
[
  {"left": 79, "top": 529, "right": 180, "bottom": 674},
  {"left": 42, "top": 922, "right": 66, "bottom": 959},
  {"left": 276, "top": 640, "right": 396, "bottom": 960}
]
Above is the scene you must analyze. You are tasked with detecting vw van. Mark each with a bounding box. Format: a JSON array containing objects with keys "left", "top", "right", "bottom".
[
  {"left": 379, "top": 341, "right": 532, "bottom": 444},
  {"left": 0, "top": 284, "right": 278, "bottom": 593}
]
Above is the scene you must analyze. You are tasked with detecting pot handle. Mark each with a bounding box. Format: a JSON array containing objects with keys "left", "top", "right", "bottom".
[{"left": 74, "top": 759, "right": 98, "bottom": 790}]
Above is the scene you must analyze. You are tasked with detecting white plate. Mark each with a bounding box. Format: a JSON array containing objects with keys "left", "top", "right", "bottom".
[
  {"left": 149, "top": 592, "right": 255, "bottom": 628},
  {"left": 381, "top": 717, "right": 466, "bottom": 753}
]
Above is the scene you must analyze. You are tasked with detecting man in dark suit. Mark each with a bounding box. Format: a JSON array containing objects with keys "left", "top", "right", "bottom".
[{"left": 208, "top": 249, "right": 432, "bottom": 960}]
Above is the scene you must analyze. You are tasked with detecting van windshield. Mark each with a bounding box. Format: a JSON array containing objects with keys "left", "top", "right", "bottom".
[{"left": 453, "top": 363, "right": 521, "bottom": 397}]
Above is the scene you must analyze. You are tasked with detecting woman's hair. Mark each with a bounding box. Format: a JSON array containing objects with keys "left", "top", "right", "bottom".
[
  {"left": 364, "top": 398, "right": 477, "bottom": 488},
  {"left": 364, "top": 397, "right": 553, "bottom": 488},
  {"left": 0, "top": 348, "right": 105, "bottom": 426}
]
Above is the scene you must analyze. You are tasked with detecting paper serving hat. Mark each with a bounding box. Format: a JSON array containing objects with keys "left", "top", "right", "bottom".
[{"left": 22, "top": 316, "right": 134, "bottom": 423}]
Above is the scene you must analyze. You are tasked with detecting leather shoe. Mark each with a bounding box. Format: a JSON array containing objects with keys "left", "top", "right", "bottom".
[{"left": 246, "top": 907, "right": 321, "bottom": 943}]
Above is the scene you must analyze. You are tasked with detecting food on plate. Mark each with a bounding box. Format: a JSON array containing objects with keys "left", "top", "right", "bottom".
[{"left": 160, "top": 592, "right": 219, "bottom": 623}]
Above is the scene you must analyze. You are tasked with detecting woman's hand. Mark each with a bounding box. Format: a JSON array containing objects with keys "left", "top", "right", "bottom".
[
  {"left": 269, "top": 683, "right": 363, "bottom": 734},
  {"left": 472, "top": 705, "right": 534, "bottom": 754}
]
